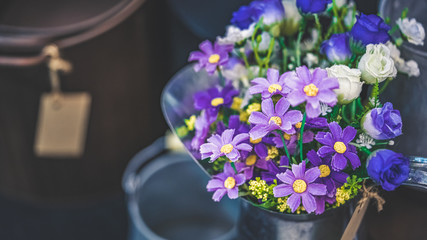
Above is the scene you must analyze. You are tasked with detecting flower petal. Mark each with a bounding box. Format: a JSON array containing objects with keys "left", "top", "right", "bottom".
[
  {"left": 235, "top": 174, "right": 246, "bottom": 185},
  {"left": 287, "top": 193, "right": 301, "bottom": 213},
  {"left": 304, "top": 167, "right": 321, "bottom": 183},
  {"left": 235, "top": 143, "right": 253, "bottom": 152},
  {"left": 307, "top": 150, "right": 322, "bottom": 166},
  {"left": 344, "top": 151, "right": 361, "bottom": 169},
  {"left": 315, "top": 132, "right": 334, "bottom": 146},
  {"left": 287, "top": 91, "right": 306, "bottom": 106},
  {"left": 328, "top": 122, "right": 343, "bottom": 140},
  {"left": 275, "top": 98, "right": 290, "bottom": 116},
  {"left": 255, "top": 143, "right": 268, "bottom": 158},
  {"left": 342, "top": 126, "right": 357, "bottom": 143},
  {"left": 306, "top": 102, "right": 321, "bottom": 118},
  {"left": 318, "top": 146, "right": 335, "bottom": 157},
  {"left": 206, "top": 179, "right": 224, "bottom": 191},
  {"left": 212, "top": 189, "right": 227, "bottom": 202},
  {"left": 331, "top": 154, "right": 347, "bottom": 171},
  {"left": 227, "top": 187, "right": 239, "bottom": 199},
  {"left": 295, "top": 66, "right": 312, "bottom": 84},
  {"left": 307, "top": 183, "right": 327, "bottom": 196},
  {"left": 292, "top": 162, "right": 306, "bottom": 178},
  {"left": 226, "top": 148, "right": 240, "bottom": 162},
  {"left": 283, "top": 110, "right": 303, "bottom": 125},
  {"left": 277, "top": 170, "right": 295, "bottom": 184},
  {"left": 262, "top": 98, "right": 275, "bottom": 116},
  {"left": 301, "top": 192, "right": 317, "bottom": 213},
  {"left": 232, "top": 133, "right": 249, "bottom": 145},
  {"left": 267, "top": 68, "right": 280, "bottom": 83},
  {"left": 222, "top": 129, "right": 235, "bottom": 144},
  {"left": 249, "top": 112, "right": 268, "bottom": 125},
  {"left": 317, "top": 90, "right": 337, "bottom": 105},
  {"left": 273, "top": 184, "right": 294, "bottom": 197},
  {"left": 249, "top": 125, "right": 270, "bottom": 140}
]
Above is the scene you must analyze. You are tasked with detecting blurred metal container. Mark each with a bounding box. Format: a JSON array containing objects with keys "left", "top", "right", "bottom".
[
  {"left": 122, "top": 137, "right": 239, "bottom": 240},
  {"left": 0, "top": 0, "right": 163, "bottom": 202}
]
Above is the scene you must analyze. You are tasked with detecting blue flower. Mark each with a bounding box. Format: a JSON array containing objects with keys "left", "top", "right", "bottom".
[
  {"left": 296, "top": 0, "right": 332, "bottom": 14},
  {"left": 320, "top": 33, "right": 352, "bottom": 63},
  {"left": 362, "top": 102, "right": 402, "bottom": 140},
  {"left": 367, "top": 149, "right": 410, "bottom": 191},
  {"left": 350, "top": 14, "right": 391, "bottom": 46},
  {"left": 231, "top": 0, "right": 285, "bottom": 30}
]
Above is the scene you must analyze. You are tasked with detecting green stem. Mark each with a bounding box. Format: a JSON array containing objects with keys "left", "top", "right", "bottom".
[
  {"left": 217, "top": 67, "right": 225, "bottom": 87},
  {"left": 299, "top": 113, "right": 306, "bottom": 162},
  {"left": 240, "top": 49, "right": 253, "bottom": 79},
  {"left": 332, "top": 0, "right": 345, "bottom": 32},
  {"left": 379, "top": 79, "right": 391, "bottom": 95},
  {"left": 341, "top": 105, "right": 351, "bottom": 124},
  {"left": 277, "top": 130, "right": 293, "bottom": 164},
  {"left": 279, "top": 36, "right": 288, "bottom": 72},
  {"left": 313, "top": 14, "right": 323, "bottom": 48},
  {"left": 295, "top": 23, "right": 304, "bottom": 67},
  {"left": 351, "top": 100, "right": 356, "bottom": 121},
  {"left": 262, "top": 37, "right": 276, "bottom": 74},
  {"left": 231, "top": 161, "right": 238, "bottom": 174}
]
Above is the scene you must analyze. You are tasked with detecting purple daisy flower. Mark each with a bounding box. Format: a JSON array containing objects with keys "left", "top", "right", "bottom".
[
  {"left": 249, "top": 68, "right": 291, "bottom": 99},
  {"left": 248, "top": 98, "right": 303, "bottom": 140},
  {"left": 206, "top": 162, "right": 246, "bottom": 202},
  {"left": 200, "top": 129, "right": 252, "bottom": 162},
  {"left": 315, "top": 122, "right": 361, "bottom": 171},
  {"left": 191, "top": 111, "right": 216, "bottom": 151},
  {"left": 249, "top": 135, "right": 275, "bottom": 159},
  {"left": 188, "top": 40, "right": 233, "bottom": 75},
  {"left": 306, "top": 150, "right": 348, "bottom": 196},
  {"left": 235, "top": 153, "right": 268, "bottom": 180},
  {"left": 261, "top": 156, "right": 289, "bottom": 184},
  {"left": 273, "top": 162, "right": 327, "bottom": 213},
  {"left": 216, "top": 115, "right": 250, "bottom": 136},
  {"left": 285, "top": 66, "right": 339, "bottom": 118},
  {"left": 272, "top": 130, "right": 314, "bottom": 155},
  {"left": 315, "top": 194, "right": 336, "bottom": 215},
  {"left": 194, "top": 83, "right": 239, "bottom": 116}
]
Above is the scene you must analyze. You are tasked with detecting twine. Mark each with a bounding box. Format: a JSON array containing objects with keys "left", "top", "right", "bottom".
[{"left": 358, "top": 182, "right": 385, "bottom": 212}]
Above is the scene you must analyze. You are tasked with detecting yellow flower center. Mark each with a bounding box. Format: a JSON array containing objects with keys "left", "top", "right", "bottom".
[
  {"left": 220, "top": 144, "right": 233, "bottom": 154},
  {"left": 224, "top": 177, "right": 236, "bottom": 189},
  {"left": 246, "top": 155, "right": 257, "bottom": 166},
  {"left": 246, "top": 103, "right": 261, "bottom": 114},
  {"left": 269, "top": 116, "right": 282, "bottom": 126},
  {"left": 266, "top": 146, "right": 279, "bottom": 160},
  {"left": 293, "top": 179, "right": 307, "bottom": 193},
  {"left": 250, "top": 137, "right": 262, "bottom": 144},
  {"left": 303, "top": 83, "right": 319, "bottom": 97},
  {"left": 268, "top": 84, "right": 282, "bottom": 94},
  {"left": 333, "top": 141, "right": 347, "bottom": 154},
  {"left": 319, "top": 165, "right": 331, "bottom": 178},
  {"left": 208, "top": 54, "right": 220, "bottom": 64},
  {"left": 231, "top": 97, "right": 243, "bottom": 110},
  {"left": 211, "top": 97, "right": 224, "bottom": 107},
  {"left": 295, "top": 122, "right": 302, "bottom": 129},
  {"left": 284, "top": 133, "right": 292, "bottom": 141}
]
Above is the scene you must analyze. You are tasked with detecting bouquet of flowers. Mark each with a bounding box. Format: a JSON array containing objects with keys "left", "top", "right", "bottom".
[{"left": 173, "top": 0, "right": 424, "bottom": 215}]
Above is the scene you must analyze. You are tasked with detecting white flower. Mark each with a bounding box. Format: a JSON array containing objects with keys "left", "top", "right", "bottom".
[
  {"left": 223, "top": 63, "right": 259, "bottom": 89},
  {"left": 319, "top": 103, "right": 332, "bottom": 116},
  {"left": 327, "top": 65, "right": 363, "bottom": 104},
  {"left": 386, "top": 42, "right": 420, "bottom": 77},
  {"left": 258, "top": 32, "right": 272, "bottom": 52},
  {"left": 358, "top": 44, "right": 397, "bottom": 84},
  {"left": 396, "top": 18, "right": 425, "bottom": 46},
  {"left": 281, "top": 0, "right": 302, "bottom": 36},
  {"left": 217, "top": 24, "right": 255, "bottom": 45},
  {"left": 335, "top": 0, "right": 347, "bottom": 8},
  {"left": 304, "top": 53, "right": 319, "bottom": 68},
  {"left": 344, "top": 2, "right": 357, "bottom": 28},
  {"left": 356, "top": 133, "right": 375, "bottom": 149},
  {"left": 369, "top": 97, "right": 380, "bottom": 108}
]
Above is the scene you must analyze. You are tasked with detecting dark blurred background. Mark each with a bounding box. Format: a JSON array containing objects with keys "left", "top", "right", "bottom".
[{"left": 0, "top": 0, "right": 425, "bottom": 240}]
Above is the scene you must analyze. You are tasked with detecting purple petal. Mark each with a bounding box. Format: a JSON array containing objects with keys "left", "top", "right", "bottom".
[
  {"left": 307, "top": 150, "right": 321, "bottom": 166},
  {"left": 319, "top": 77, "right": 339, "bottom": 90},
  {"left": 342, "top": 126, "right": 357, "bottom": 144},
  {"left": 287, "top": 193, "right": 301, "bottom": 212},
  {"left": 344, "top": 151, "right": 361, "bottom": 169},
  {"left": 262, "top": 98, "right": 275, "bottom": 116},
  {"left": 249, "top": 112, "right": 268, "bottom": 125},
  {"left": 252, "top": 77, "right": 270, "bottom": 86},
  {"left": 275, "top": 98, "right": 290, "bottom": 116},
  {"left": 328, "top": 122, "right": 343, "bottom": 140},
  {"left": 295, "top": 66, "right": 312, "bottom": 84},
  {"left": 315, "top": 197, "right": 326, "bottom": 215},
  {"left": 283, "top": 110, "right": 303, "bottom": 125},
  {"left": 273, "top": 184, "right": 294, "bottom": 197},
  {"left": 200, "top": 143, "right": 217, "bottom": 154},
  {"left": 330, "top": 171, "right": 349, "bottom": 186},
  {"left": 232, "top": 133, "right": 249, "bottom": 145},
  {"left": 207, "top": 134, "right": 223, "bottom": 146},
  {"left": 235, "top": 143, "right": 253, "bottom": 152},
  {"left": 199, "top": 40, "right": 213, "bottom": 54},
  {"left": 223, "top": 162, "right": 234, "bottom": 175},
  {"left": 331, "top": 154, "right": 347, "bottom": 171},
  {"left": 235, "top": 173, "right": 246, "bottom": 185},
  {"left": 206, "top": 179, "right": 224, "bottom": 191},
  {"left": 318, "top": 146, "right": 335, "bottom": 157},
  {"left": 226, "top": 148, "right": 240, "bottom": 162},
  {"left": 222, "top": 129, "right": 235, "bottom": 144},
  {"left": 315, "top": 132, "right": 334, "bottom": 146},
  {"left": 188, "top": 51, "right": 205, "bottom": 61},
  {"left": 307, "top": 183, "right": 327, "bottom": 196},
  {"left": 277, "top": 170, "right": 295, "bottom": 184},
  {"left": 306, "top": 103, "right": 321, "bottom": 118},
  {"left": 292, "top": 162, "right": 306, "bottom": 178},
  {"left": 212, "top": 189, "right": 227, "bottom": 202},
  {"left": 249, "top": 125, "right": 270, "bottom": 140},
  {"left": 249, "top": 85, "right": 267, "bottom": 95},
  {"left": 287, "top": 91, "right": 306, "bottom": 106},
  {"left": 227, "top": 187, "right": 239, "bottom": 199},
  {"left": 301, "top": 192, "right": 317, "bottom": 213},
  {"left": 304, "top": 167, "right": 321, "bottom": 183},
  {"left": 254, "top": 143, "right": 268, "bottom": 158},
  {"left": 317, "top": 90, "right": 337, "bottom": 105},
  {"left": 267, "top": 68, "right": 280, "bottom": 83}
]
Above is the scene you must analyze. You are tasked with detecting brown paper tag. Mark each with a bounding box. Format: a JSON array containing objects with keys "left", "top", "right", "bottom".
[
  {"left": 341, "top": 198, "right": 370, "bottom": 240},
  {"left": 34, "top": 92, "right": 91, "bottom": 158}
]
